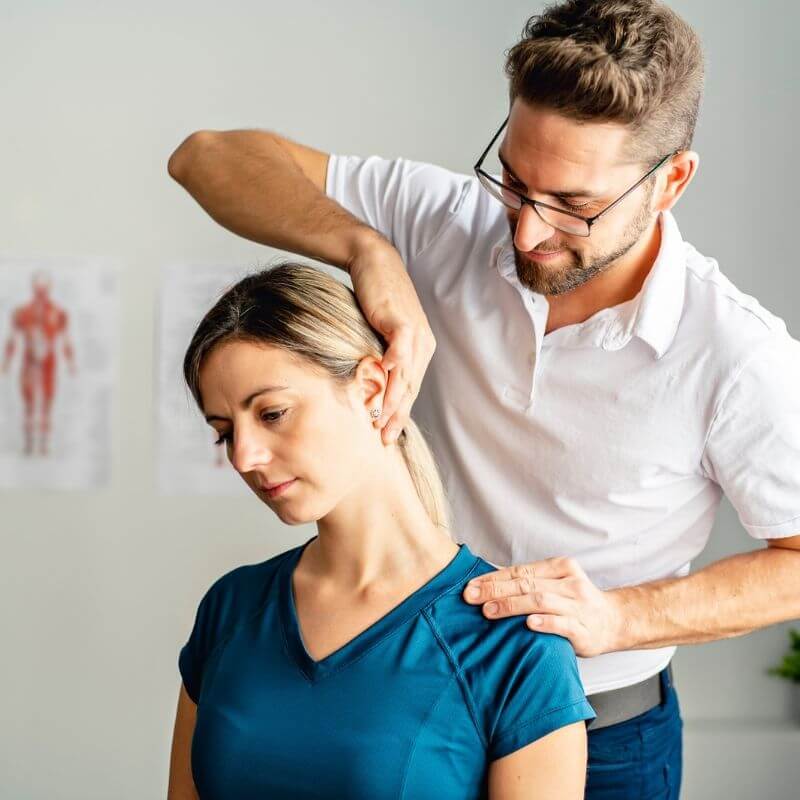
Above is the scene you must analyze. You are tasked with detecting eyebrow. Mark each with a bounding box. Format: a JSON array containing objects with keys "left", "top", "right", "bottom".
[
  {"left": 204, "top": 385, "right": 289, "bottom": 423},
  {"left": 497, "top": 149, "right": 603, "bottom": 200}
]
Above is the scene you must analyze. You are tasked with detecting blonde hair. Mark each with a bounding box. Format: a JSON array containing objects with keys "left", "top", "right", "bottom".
[
  {"left": 505, "top": 0, "right": 705, "bottom": 163},
  {"left": 183, "top": 262, "right": 451, "bottom": 531}
]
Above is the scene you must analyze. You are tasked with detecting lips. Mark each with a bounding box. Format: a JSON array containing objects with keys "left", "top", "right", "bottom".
[
  {"left": 525, "top": 248, "right": 566, "bottom": 261},
  {"left": 260, "top": 478, "right": 297, "bottom": 500},
  {"left": 260, "top": 479, "right": 294, "bottom": 491}
]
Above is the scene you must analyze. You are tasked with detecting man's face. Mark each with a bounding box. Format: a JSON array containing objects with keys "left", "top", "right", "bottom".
[{"left": 500, "top": 100, "right": 658, "bottom": 295}]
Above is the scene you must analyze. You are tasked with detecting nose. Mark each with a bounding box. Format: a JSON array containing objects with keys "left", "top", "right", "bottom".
[
  {"left": 229, "top": 428, "right": 273, "bottom": 474},
  {"left": 513, "top": 203, "right": 556, "bottom": 253}
]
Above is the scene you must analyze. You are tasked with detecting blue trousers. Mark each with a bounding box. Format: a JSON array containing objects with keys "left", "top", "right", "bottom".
[{"left": 585, "top": 667, "right": 683, "bottom": 799}]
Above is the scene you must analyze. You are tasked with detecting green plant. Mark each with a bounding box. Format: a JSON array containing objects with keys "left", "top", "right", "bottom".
[{"left": 768, "top": 628, "right": 800, "bottom": 683}]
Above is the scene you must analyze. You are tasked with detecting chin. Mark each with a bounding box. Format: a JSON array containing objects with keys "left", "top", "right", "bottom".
[
  {"left": 269, "top": 502, "right": 309, "bottom": 526},
  {"left": 275, "top": 495, "right": 330, "bottom": 527}
]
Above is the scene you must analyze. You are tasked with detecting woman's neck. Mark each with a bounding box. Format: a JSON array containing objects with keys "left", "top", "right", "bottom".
[{"left": 300, "top": 448, "right": 459, "bottom": 593}]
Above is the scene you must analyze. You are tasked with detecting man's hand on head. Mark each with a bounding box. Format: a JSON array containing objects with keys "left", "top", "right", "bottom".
[
  {"left": 348, "top": 233, "right": 436, "bottom": 446},
  {"left": 462, "top": 556, "right": 627, "bottom": 658}
]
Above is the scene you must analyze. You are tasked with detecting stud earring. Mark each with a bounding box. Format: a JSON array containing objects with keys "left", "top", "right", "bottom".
[{"left": 370, "top": 408, "right": 381, "bottom": 419}]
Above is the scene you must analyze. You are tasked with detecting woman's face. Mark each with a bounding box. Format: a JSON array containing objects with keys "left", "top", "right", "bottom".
[{"left": 197, "top": 339, "right": 385, "bottom": 525}]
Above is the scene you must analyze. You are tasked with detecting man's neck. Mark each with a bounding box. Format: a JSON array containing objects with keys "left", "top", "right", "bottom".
[{"left": 544, "top": 217, "right": 662, "bottom": 334}]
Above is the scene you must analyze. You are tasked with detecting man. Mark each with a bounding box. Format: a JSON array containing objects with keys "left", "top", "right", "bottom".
[{"left": 167, "top": 0, "right": 800, "bottom": 796}]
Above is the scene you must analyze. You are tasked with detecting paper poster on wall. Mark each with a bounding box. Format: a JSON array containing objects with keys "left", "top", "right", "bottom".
[
  {"left": 155, "top": 262, "right": 258, "bottom": 495},
  {"left": 0, "top": 257, "right": 119, "bottom": 489}
]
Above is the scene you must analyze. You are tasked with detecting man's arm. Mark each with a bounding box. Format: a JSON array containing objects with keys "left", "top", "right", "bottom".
[
  {"left": 168, "top": 129, "right": 372, "bottom": 269},
  {"left": 463, "top": 534, "right": 800, "bottom": 657},
  {"left": 167, "top": 129, "right": 435, "bottom": 444},
  {"left": 610, "top": 533, "right": 800, "bottom": 651}
]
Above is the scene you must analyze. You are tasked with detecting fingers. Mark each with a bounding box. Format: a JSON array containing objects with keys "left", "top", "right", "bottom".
[
  {"left": 379, "top": 323, "right": 412, "bottom": 375},
  {"left": 525, "top": 614, "right": 578, "bottom": 644},
  {"left": 464, "top": 576, "right": 565, "bottom": 604},
  {"left": 378, "top": 362, "right": 411, "bottom": 444},
  {"left": 479, "top": 588, "right": 575, "bottom": 621},
  {"left": 375, "top": 322, "right": 435, "bottom": 445}
]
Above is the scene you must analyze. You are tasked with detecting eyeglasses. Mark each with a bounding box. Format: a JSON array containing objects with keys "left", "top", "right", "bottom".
[{"left": 473, "top": 115, "right": 678, "bottom": 237}]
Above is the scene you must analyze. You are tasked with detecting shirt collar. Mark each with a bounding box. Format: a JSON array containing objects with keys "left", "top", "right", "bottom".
[{"left": 491, "top": 211, "right": 687, "bottom": 360}]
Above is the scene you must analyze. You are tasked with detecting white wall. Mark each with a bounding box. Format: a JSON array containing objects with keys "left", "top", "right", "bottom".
[{"left": 1, "top": 2, "right": 798, "bottom": 797}]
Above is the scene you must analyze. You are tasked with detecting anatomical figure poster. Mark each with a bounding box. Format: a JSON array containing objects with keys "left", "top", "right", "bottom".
[{"left": 0, "top": 258, "right": 119, "bottom": 489}]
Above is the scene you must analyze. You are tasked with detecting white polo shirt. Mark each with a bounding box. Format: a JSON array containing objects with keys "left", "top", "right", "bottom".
[{"left": 325, "top": 154, "right": 800, "bottom": 694}]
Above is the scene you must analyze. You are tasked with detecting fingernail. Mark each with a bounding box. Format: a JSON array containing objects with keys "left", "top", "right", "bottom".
[
  {"left": 528, "top": 615, "right": 542, "bottom": 626},
  {"left": 466, "top": 586, "right": 480, "bottom": 600},
  {"left": 485, "top": 602, "right": 498, "bottom": 615}
]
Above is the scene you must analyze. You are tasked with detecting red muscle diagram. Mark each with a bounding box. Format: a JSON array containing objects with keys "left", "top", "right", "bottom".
[{"left": 1, "top": 272, "right": 78, "bottom": 456}]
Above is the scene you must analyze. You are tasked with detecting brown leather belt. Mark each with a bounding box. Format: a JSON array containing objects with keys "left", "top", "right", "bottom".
[{"left": 586, "top": 662, "right": 673, "bottom": 731}]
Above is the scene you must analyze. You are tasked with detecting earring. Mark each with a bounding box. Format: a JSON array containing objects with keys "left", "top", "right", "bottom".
[{"left": 370, "top": 408, "right": 381, "bottom": 419}]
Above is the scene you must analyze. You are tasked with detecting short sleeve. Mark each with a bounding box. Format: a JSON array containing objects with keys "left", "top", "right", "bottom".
[
  {"left": 178, "top": 575, "right": 231, "bottom": 704},
  {"left": 324, "top": 153, "right": 472, "bottom": 267},
  {"left": 487, "top": 631, "right": 596, "bottom": 761},
  {"left": 701, "top": 331, "right": 800, "bottom": 539}
]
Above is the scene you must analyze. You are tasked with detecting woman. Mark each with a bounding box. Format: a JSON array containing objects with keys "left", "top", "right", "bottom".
[{"left": 167, "top": 262, "right": 595, "bottom": 799}]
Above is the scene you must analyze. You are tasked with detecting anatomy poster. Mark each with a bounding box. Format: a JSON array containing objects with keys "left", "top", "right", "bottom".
[
  {"left": 0, "top": 258, "right": 118, "bottom": 489},
  {"left": 155, "top": 262, "right": 257, "bottom": 496}
]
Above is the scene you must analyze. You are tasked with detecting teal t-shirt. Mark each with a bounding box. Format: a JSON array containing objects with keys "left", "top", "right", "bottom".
[{"left": 179, "top": 540, "right": 595, "bottom": 799}]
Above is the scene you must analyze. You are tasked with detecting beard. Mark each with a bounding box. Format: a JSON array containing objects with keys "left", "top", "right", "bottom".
[{"left": 511, "top": 182, "right": 655, "bottom": 296}]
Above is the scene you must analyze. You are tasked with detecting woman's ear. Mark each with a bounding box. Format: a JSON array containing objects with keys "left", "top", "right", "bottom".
[
  {"left": 351, "top": 355, "right": 388, "bottom": 415},
  {"left": 654, "top": 150, "right": 699, "bottom": 213}
]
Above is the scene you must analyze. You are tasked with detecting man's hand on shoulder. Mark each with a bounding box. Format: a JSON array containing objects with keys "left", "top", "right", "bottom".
[{"left": 462, "top": 556, "right": 626, "bottom": 658}]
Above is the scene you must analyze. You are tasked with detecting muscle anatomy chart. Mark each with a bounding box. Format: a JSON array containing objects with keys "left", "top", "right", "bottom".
[
  {"left": 155, "top": 263, "right": 256, "bottom": 496},
  {"left": 2, "top": 271, "right": 77, "bottom": 456},
  {"left": 0, "top": 259, "right": 118, "bottom": 489}
]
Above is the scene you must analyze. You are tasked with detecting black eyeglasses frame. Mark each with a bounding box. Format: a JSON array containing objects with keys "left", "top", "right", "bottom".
[{"left": 473, "top": 114, "right": 679, "bottom": 237}]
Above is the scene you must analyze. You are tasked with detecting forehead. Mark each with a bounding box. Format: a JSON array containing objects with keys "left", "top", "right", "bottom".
[
  {"left": 503, "top": 99, "right": 633, "bottom": 184},
  {"left": 198, "top": 340, "right": 308, "bottom": 405}
]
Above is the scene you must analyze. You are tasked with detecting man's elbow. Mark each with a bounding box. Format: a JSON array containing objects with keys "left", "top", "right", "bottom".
[{"left": 167, "top": 130, "right": 218, "bottom": 183}]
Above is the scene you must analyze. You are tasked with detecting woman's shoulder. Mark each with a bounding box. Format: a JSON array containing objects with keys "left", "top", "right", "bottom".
[
  {"left": 178, "top": 544, "right": 304, "bottom": 704},
  {"left": 428, "top": 554, "right": 577, "bottom": 668},
  {"left": 187, "top": 544, "right": 301, "bottom": 636},
  {"left": 425, "top": 551, "right": 594, "bottom": 756}
]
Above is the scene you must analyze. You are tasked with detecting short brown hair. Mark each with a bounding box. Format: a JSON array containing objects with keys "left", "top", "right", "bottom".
[{"left": 504, "top": 0, "right": 704, "bottom": 162}]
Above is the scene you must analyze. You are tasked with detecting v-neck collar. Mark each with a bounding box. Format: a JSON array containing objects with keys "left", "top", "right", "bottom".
[{"left": 278, "top": 538, "right": 480, "bottom": 683}]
